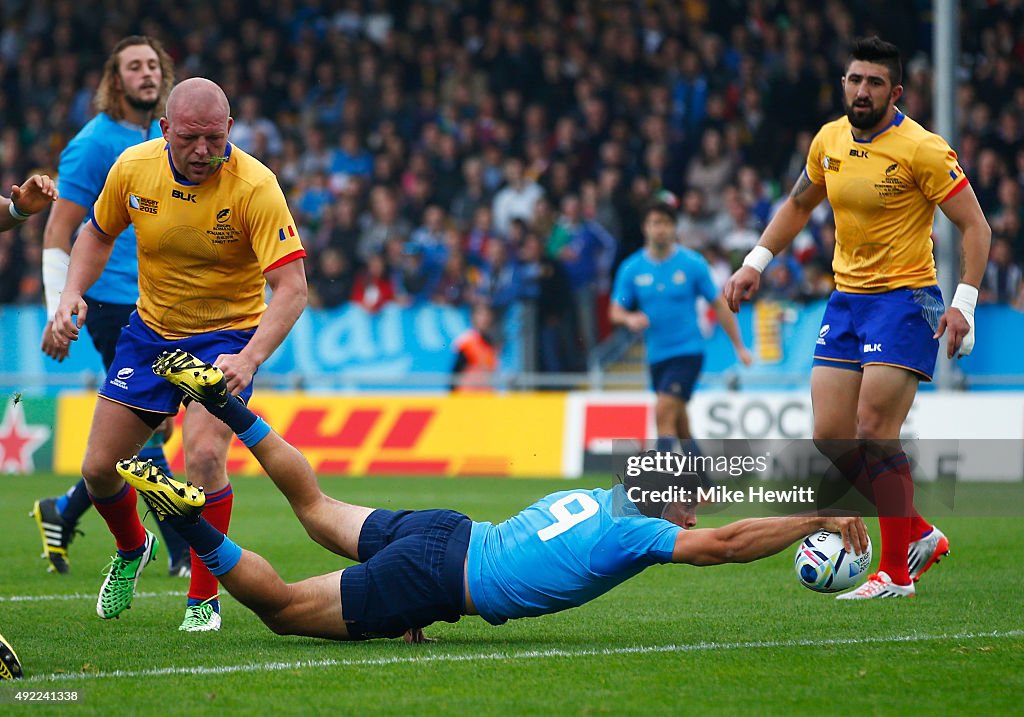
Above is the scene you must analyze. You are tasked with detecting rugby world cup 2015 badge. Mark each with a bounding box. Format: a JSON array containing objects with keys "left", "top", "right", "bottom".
[
  {"left": 129, "top": 193, "right": 159, "bottom": 215},
  {"left": 823, "top": 156, "right": 842, "bottom": 172}
]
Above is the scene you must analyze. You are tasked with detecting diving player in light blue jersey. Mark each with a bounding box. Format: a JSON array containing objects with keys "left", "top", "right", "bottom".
[
  {"left": 31, "top": 36, "right": 188, "bottom": 577},
  {"left": 611, "top": 199, "right": 752, "bottom": 454},
  {"left": 118, "top": 349, "right": 867, "bottom": 642}
]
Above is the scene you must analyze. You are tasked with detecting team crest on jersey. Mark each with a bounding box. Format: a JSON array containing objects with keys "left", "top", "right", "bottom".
[
  {"left": 207, "top": 210, "right": 241, "bottom": 245},
  {"left": 823, "top": 156, "right": 842, "bottom": 172},
  {"left": 672, "top": 270, "right": 686, "bottom": 284},
  {"left": 885, "top": 162, "right": 899, "bottom": 175},
  {"left": 128, "top": 193, "right": 159, "bottom": 215}
]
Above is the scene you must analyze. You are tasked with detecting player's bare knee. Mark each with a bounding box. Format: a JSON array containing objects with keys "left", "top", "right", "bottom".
[
  {"left": 183, "top": 445, "right": 227, "bottom": 486},
  {"left": 855, "top": 405, "right": 895, "bottom": 440},
  {"left": 81, "top": 453, "right": 119, "bottom": 492}
]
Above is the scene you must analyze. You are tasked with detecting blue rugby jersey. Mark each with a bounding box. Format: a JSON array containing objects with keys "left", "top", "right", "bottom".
[
  {"left": 611, "top": 246, "right": 719, "bottom": 363},
  {"left": 466, "top": 486, "right": 680, "bottom": 625},
  {"left": 58, "top": 113, "right": 159, "bottom": 304}
]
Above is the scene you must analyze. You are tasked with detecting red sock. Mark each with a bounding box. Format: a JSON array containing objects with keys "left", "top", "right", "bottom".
[
  {"left": 90, "top": 483, "right": 146, "bottom": 553},
  {"left": 188, "top": 485, "right": 233, "bottom": 602},
  {"left": 909, "top": 510, "right": 932, "bottom": 540},
  {"left": 866, "top": 451, "right": 914, "bottom": 585},
  {"left": 829, "top": 442, "right": 875, "bottom": 503}
]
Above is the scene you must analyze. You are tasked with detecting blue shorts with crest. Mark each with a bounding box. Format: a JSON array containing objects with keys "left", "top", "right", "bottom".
[
  {"left": 812, "top": 286, "right": 943, "bottom": 381},
  {"left": 98, "top": 311, "right": 255, "bottom": 414}
]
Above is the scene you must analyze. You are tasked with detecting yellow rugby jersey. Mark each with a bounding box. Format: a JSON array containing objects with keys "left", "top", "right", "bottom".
[
  {"left": 91, "top": 139, "right": 305, "bottom": 338},
  {"left": 805, "top": 112, "right": 968, "bottom": 293}
]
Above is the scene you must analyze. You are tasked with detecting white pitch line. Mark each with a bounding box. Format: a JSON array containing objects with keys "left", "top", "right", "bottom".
[
  {"left": 0, "top": 591, "right": 181, "bottom": 603},
  {"left": 17, "top": 629, "right": 1023, "bottom": 684}
]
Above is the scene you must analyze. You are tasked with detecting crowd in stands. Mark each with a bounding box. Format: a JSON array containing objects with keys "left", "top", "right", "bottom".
[{"left": 2, "top": 0, "right": 1024, "bottom": 372}]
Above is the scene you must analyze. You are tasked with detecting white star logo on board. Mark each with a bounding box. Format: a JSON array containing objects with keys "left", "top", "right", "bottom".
[{"left": 0, "top": 401, "right": 51, "bottom": 474}]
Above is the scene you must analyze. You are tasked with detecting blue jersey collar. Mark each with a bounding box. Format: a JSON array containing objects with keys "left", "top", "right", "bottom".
[
  {"left": 165, "top": 142, "right": 233, "bottom": 186},
  {"left": 644, "top": 245, "right": 681, "bottom": 264},
  {"left": 852, "top": 110, "right": 905, "bottom": 144}
]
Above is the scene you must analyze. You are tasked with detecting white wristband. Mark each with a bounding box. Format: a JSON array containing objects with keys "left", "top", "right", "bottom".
[
  {"left": 950, "top": 283, "right": 978, "bottom": 315},
  {"left": 951, "top": 283, "right": 978, "bottom": 358},
  {"left": 42, "top": 247, "right": 70, "bottom": 318},
  {"left": 8, "top": 200, "right": 30, "bottom": 222},
  {"left": 742, "top": 245, "right": 774, "bottom": 273}
]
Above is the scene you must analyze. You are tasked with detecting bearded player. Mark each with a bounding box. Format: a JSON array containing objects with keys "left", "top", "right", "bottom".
[{"left": 725, "top": 37, "right": 991, "bottom": 599}]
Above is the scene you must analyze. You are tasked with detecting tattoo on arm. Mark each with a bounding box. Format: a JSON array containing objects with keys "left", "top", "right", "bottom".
[{"left": 789, "top": 172, "right": 813, "bottom": 200}]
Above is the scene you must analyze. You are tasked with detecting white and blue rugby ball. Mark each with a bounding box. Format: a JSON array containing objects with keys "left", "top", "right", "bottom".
[{"left": 794, "top": 530, "right": 872, "bottom": 593}]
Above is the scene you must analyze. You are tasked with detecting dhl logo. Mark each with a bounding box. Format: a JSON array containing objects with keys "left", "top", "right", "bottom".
[{"left": 56, "top": 393, "right": 565, "bottom": 477}]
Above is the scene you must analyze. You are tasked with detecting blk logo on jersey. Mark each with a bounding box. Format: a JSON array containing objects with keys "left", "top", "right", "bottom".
[
  {"left": 863, "top": 343, "right": 882, "bottom": 353},
  {"left": 278, "top": 225, "right": 297, "bottom": 242},
  {"left": 172, "top": 189, "right": 197, "bottom": 203},
  {"left": 849, "top": 148, "right": 869, "bottom": 158}
]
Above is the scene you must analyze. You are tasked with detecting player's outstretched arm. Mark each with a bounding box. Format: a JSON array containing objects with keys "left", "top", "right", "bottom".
[
  {"left": 934, "top": 184, "right": 992, "bottom": 358},
  {"left": 723, "top": 173, "right": 827, "bottom": 312},
  {"left": 41, "top": 200, "right": 90, "bottom": 362},
  {"left": 672, "top": 514, "right": 868, "bottom": 566},
  {"left": 0, "top": 174, "right": 57, "bottom": 232}
]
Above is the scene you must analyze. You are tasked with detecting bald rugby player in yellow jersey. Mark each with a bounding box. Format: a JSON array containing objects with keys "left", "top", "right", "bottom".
[
  {"left": 725, "top": 37, "right": 990, "bottom": 600},
  {"left": 52, "top": 78, "right": 307, "bottom": 631}
]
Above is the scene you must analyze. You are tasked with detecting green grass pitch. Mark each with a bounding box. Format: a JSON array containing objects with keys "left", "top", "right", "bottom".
[{"left": 1, "top": 474, "right": 1022, "bottom": 715}]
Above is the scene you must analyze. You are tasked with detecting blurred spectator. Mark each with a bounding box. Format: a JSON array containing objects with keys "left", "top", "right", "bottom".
[
  {"left": 466, "top": 206, "right": 500, "bottom": 267},
  {"left": 981, "top": 237, "right": 1023, "bottom": 305},
  {"left": 450, "top": 303, "right": 498, "bottom": 392},
  {"left": 294, "top": 170, "right": 334, "bottom": 230},
  {"left": 230, "top": 95, "right": 283, "bottom": 159},
  {"left": 330, "top": 128, "right": 373, "bottom": 192},
  {"left": 686, "top": 128, "right": 734, "bottom": 213},
  {"left": 474, "top": 238, "right": 520, "bottom": 315},
  {"left": 358, "top": 186, "right": 411, "bottom": 261},
  {"left": 433, "top": 250, "right": 471, "bottom": 307},
  {"left": 409, "top": 204, "right": 448, "bottom": 271},
  {"left": 677, "top": 188, "right": 729, "bottom": 250},
  {"left": 450, "top": 156, "right": 493, "bottom": 231},
  {"left": 550, "top": 194, "right": 617, "bottom": 354},
  {"left": 309, "top": 247, "right": 354, "bottom": 310},
  {"left": 316, "top": 196, "right": 361, "bottom": 261},
  {"left": 395, "top": 243, "right": 437, "bottom": 306},
  {"left": 719, "top": 187, "right": 764, "bottom": 259},
  {"left": 761, "top": 252, "right": 805, "bottom": 303},
  {"left": 991, "top": 176, "right": 1024, "bottom": 259},
  {"left": 350, "top": 252, "right": 395, "bottom": 313},
  {"left": 492, "top": 157, "right": 544, "bottom": 237},
  {"left": 521, "top": 232, "right": 579, "bottom": 373}
]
